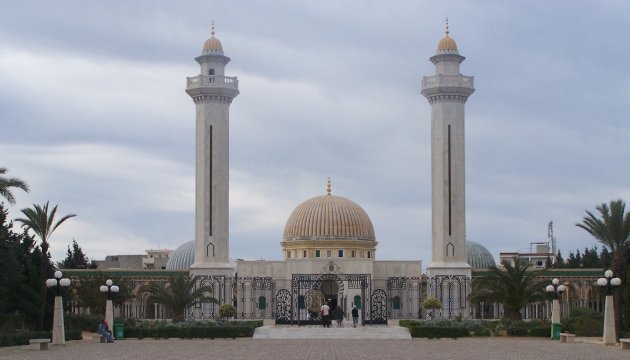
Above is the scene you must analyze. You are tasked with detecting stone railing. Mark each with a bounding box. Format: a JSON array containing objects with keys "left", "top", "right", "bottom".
[
  {"left": 186, "top": 75, "right": 239, "bottom": 90},
  {"left": 422, "top": 74, "right": 474, "bottom": 88}
]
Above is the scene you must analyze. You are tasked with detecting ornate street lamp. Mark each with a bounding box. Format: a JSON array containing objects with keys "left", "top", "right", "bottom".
[
  {"left": 597, "top": 270, "right": 621, "bottom": 345},
  {"left": 99, "top": 279, "right": 119, "bottom": 331},
  {"left": 545, "top": 278, "right": 566, "bottom": 340},
  {"left": 46, "top": 270, "right": 71, "bottom": 345}
]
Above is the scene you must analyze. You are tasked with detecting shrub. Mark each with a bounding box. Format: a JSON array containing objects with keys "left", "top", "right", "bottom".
[
  {"left": 422, "top": 298, "right": 442, "bottom": 319},
  {"left": 503, "top": 320, "right": 549, "bottom": 337},
  {"left": 123, "top": 319, "right": 262, "bottom": 339},
  {"left": 218, "top": 304, "right": 237, "bottom": 320},
  {"left": 409, "top": 326, "right": 469, "bottom": 339},
  {"left": 64, "top": 313, "right": 103, "bottom": 332},
  {"left": 0, "top": 329, "right": 82, "bottom": 347},
  {"left": 561, "top": 307, "right": 603, "bottom": 336}
]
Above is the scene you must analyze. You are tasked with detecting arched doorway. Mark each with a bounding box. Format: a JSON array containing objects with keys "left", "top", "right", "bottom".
[{"left": 320, "top": 279, "right": 339, "bottom": 310}]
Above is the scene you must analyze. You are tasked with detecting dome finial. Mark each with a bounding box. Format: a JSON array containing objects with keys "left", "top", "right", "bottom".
[
  {"left": 211, "top": 20, "right": 215, "bottom": 36},
  {"left": 326, "top": 178, "right": 332, "bottom": 195},
  {"left": 445, "top": 17, "right": 449, "bottom": 36}
]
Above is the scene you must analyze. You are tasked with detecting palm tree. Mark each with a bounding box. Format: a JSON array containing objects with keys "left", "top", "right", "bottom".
[
  {"left": 141, "top": 273, "right": 218, "bottom": 322},
  {"left": 576, "top": 199, "right": 630, "bottom": 337},
  {"left": 15, "top": 201, "right": 76, "bottom": 329},
  {"left": 0, "top": 167, "right": 29, "bottom": 205},
  {"left": 469, "top": 257, "right": 546, "bottom": 320},
  {"left": 15, "top": 201, "right": 76, "bottom": 245}
]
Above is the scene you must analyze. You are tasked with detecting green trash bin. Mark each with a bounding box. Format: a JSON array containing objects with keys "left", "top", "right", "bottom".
[
  {"left": 551, "top": 323, "right": 561, "bottom": 340},
  {"left": 113, "top": 323, "right": 124, "bottom": 340}
]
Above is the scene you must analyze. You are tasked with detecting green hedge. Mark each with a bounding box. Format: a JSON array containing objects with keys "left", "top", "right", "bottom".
[
  {"left": 409, "top": 326, "right": 470, "bottom": 339},
  {"left": 0, "top": 329, "right": 82, "bottom": 347},
  {"left": 503, "top": 320, "right": 550, "bottom": 337},
  {"left": 125, "top": 325, "right": 255, "bottom": 339},
  {"left": 561, "top": 307, "right": 603, "bottom": 337},
  {"left": 64, "top": 313, "right": 104, "bottom": 332}
]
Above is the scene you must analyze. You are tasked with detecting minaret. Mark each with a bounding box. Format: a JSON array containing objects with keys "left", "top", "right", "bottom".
[
  {"left": 186, "top": 24, "right": 238, "bottom": 275},
  {"left": 421, "top": 20, "right": 474, "bottom": 278}
]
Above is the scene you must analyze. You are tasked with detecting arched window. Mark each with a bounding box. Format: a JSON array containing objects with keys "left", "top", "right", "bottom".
[
  {"left": 392, "top": 296, "right": 402, "bottom": 310},
  {"left": 353, "top": 295, "right": 361, "bottom": 309},
  {"left": 208, "top": 68, "right": 215, "bottom": 75},
  {"left": 258, "top": 296, "right": 267, "bottom": 310},
  {"left": 446, "top": 242, "right": 455, "bottom": 257}
]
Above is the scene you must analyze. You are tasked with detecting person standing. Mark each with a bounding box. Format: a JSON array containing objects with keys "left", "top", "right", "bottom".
[
  {"left": 351, "top": 305, "right": 359, "bottom": 327},
  {"left": 334, "top": 305, "right": 344, "bottom": 328},
  {"left": 320, "top": 301, "right": 330, "bottom": 328}
]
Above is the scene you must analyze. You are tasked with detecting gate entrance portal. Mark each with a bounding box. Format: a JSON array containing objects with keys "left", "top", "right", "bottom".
[{"left": 275, "top": 274, "right": 378, "bottom": 325}]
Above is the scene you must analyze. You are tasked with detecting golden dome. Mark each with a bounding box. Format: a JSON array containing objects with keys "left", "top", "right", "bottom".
[
  {"left": 437, "top": 19, "right": 458, "bottom": 52},
  {"left": 202, "top": 23, "right": 224, "bottom": 54},
  {"left": 283, "top": 191, "right": 376, "bottom": 242}
]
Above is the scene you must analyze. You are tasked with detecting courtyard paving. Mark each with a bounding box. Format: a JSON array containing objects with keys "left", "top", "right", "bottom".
[{"left": 0, "top": 337, "right": 628, "bottom": 360}]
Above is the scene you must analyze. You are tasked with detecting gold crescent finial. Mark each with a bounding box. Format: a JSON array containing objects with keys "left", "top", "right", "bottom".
[
  {"left": 326, "top": 178, "right": 332, "bottom": 195},
  {"left": 445, "top": 17, "right": 449, "bottom": 36},
  {"left": 211, "top": 20, "right": 215, "bottom": 36}
]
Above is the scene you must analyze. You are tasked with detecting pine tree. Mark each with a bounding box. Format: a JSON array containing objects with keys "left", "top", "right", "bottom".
[{"left": 57, "top": 239, "right": 95, "bottom": 269}]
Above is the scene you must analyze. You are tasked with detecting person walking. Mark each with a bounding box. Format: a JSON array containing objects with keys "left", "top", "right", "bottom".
[
  {"left": 351, "top": 304, "right": 359, "bottom": 327},
  {"left": 320, "top": 301, "right": 331, "bottom": 328}
]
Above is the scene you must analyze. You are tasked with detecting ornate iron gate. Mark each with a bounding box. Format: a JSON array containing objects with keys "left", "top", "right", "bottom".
[
  {"left": 370, "top": 289, "right": 388, "bottom": 324},
  {"left": 275, "top": 289, "right": 292, "bottom": 324}
]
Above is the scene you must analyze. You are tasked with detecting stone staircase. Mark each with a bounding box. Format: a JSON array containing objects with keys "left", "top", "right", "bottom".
[{"left": 253, "top": 325, "right": 411, "bottom": 340}]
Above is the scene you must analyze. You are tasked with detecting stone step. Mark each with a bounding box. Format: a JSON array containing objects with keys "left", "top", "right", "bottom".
[{"left": 253, "top": 325, "right": 411, "bottom": 340}]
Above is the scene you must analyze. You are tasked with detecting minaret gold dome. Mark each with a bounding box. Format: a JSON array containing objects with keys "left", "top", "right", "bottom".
[
  {"left": 437, "top": 18, "right": 458, "bottom": 52},
  {"left": 202, "top": 22, "right": 224, "bottom": 54}
]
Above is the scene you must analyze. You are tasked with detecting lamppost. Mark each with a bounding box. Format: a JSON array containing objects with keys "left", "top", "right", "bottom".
[
  {"left": 545, "top": 278, "right": 566, "bottom": 340},
  {"left": 597, "top": 270, "right": 621, "bottom": 345},
  {"left": 45, "top": 270, "right": 71, "bottom": 345},
  {"left": 99, "top": 279, "right": 119, "bottom": 330}
]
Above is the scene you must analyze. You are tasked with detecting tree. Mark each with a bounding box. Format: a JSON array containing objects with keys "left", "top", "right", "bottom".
[
  {"left": 0, "top": 203, "right": 46, "bottom": 330},
  {"left": 58, "top": 239, "right": 97, "bottom": 269},
  {"left": 141, "top": 273, "right": 218, "bottom": 322},
  {"left": 0, "top": 167, "right": 29, "bottom": 205},
  {"left": 422, "top": 297, "right": 442, "bottom": 319},
  {"left": 218, "top": 304, "right": 237, "bottom": 320},
  {"left": 576, "top": 199, "right": 630, "bottom": 337},
  {"left": 469, "top": 257, "right": 546, "bottom": 320},
  {"left": 15, "top": 201, "right": 75, "bottom": 329},
  {"left": 73, "top": 273, "right": 133, "bottom": 316}
]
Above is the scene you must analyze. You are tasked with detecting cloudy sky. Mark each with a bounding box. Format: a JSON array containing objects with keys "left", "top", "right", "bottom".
[{"left": 1, "top": 1, "right": 629, "bottom": 268}]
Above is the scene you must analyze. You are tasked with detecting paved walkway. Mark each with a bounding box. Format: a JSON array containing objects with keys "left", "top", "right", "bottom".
[
  {"left": 253, "top": 325, "right": 411, "bottom": 339},
  {"left": 0, "top": 337, "right": 628, "bottom": 360}
]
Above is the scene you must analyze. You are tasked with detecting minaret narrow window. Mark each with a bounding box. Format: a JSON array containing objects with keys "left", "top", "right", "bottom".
[
  {"left": 447, "top": 124, "right": 452, "bottom": 236},
  {"left": 209, "top": 125, "right": 213, "bottom": 236},
  {"left": 208, "top": 68, "right": 215, "bottom": 75}
]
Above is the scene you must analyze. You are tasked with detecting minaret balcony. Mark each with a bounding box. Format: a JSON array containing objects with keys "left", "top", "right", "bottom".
[
  {"left": 186, "top": 75, "right": 239, "bottom": 91},
  {"left": 422, "top": 74, "right": 474, "bottom": 89}
]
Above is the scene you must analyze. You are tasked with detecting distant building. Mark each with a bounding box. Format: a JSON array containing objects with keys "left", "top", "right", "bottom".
[
  {"left": 500, "top": 243, "right": 555, "bottom": 269},
  {"left": 96, "top": 248, "right": 173, "bottom": 270}
]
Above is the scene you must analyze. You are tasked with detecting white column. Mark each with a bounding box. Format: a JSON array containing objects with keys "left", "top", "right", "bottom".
[
  {"left": 105, "top": 299, "right": 114, "bottom": 332},
  {"left": 51, "top": 296, "right": 65, "bottom": 345},
  {"left": 603, "top": 295, "right": 616, "bottom": 345}
]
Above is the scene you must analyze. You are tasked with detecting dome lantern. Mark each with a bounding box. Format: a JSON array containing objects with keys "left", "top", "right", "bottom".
[
  {"left": 202, "top": 21, "right": 224, "bottom": 55},
  {"left": 437, "top": 18, "right": 458, "bottom": 53}
]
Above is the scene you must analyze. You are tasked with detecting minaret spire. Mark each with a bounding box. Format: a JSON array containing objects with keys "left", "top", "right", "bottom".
[
  {"left": 186, "top": 26, "right": 239, "bottom": 275},
  {"left": 421, "top": 22, "right": 474, "bottom": 277}
]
